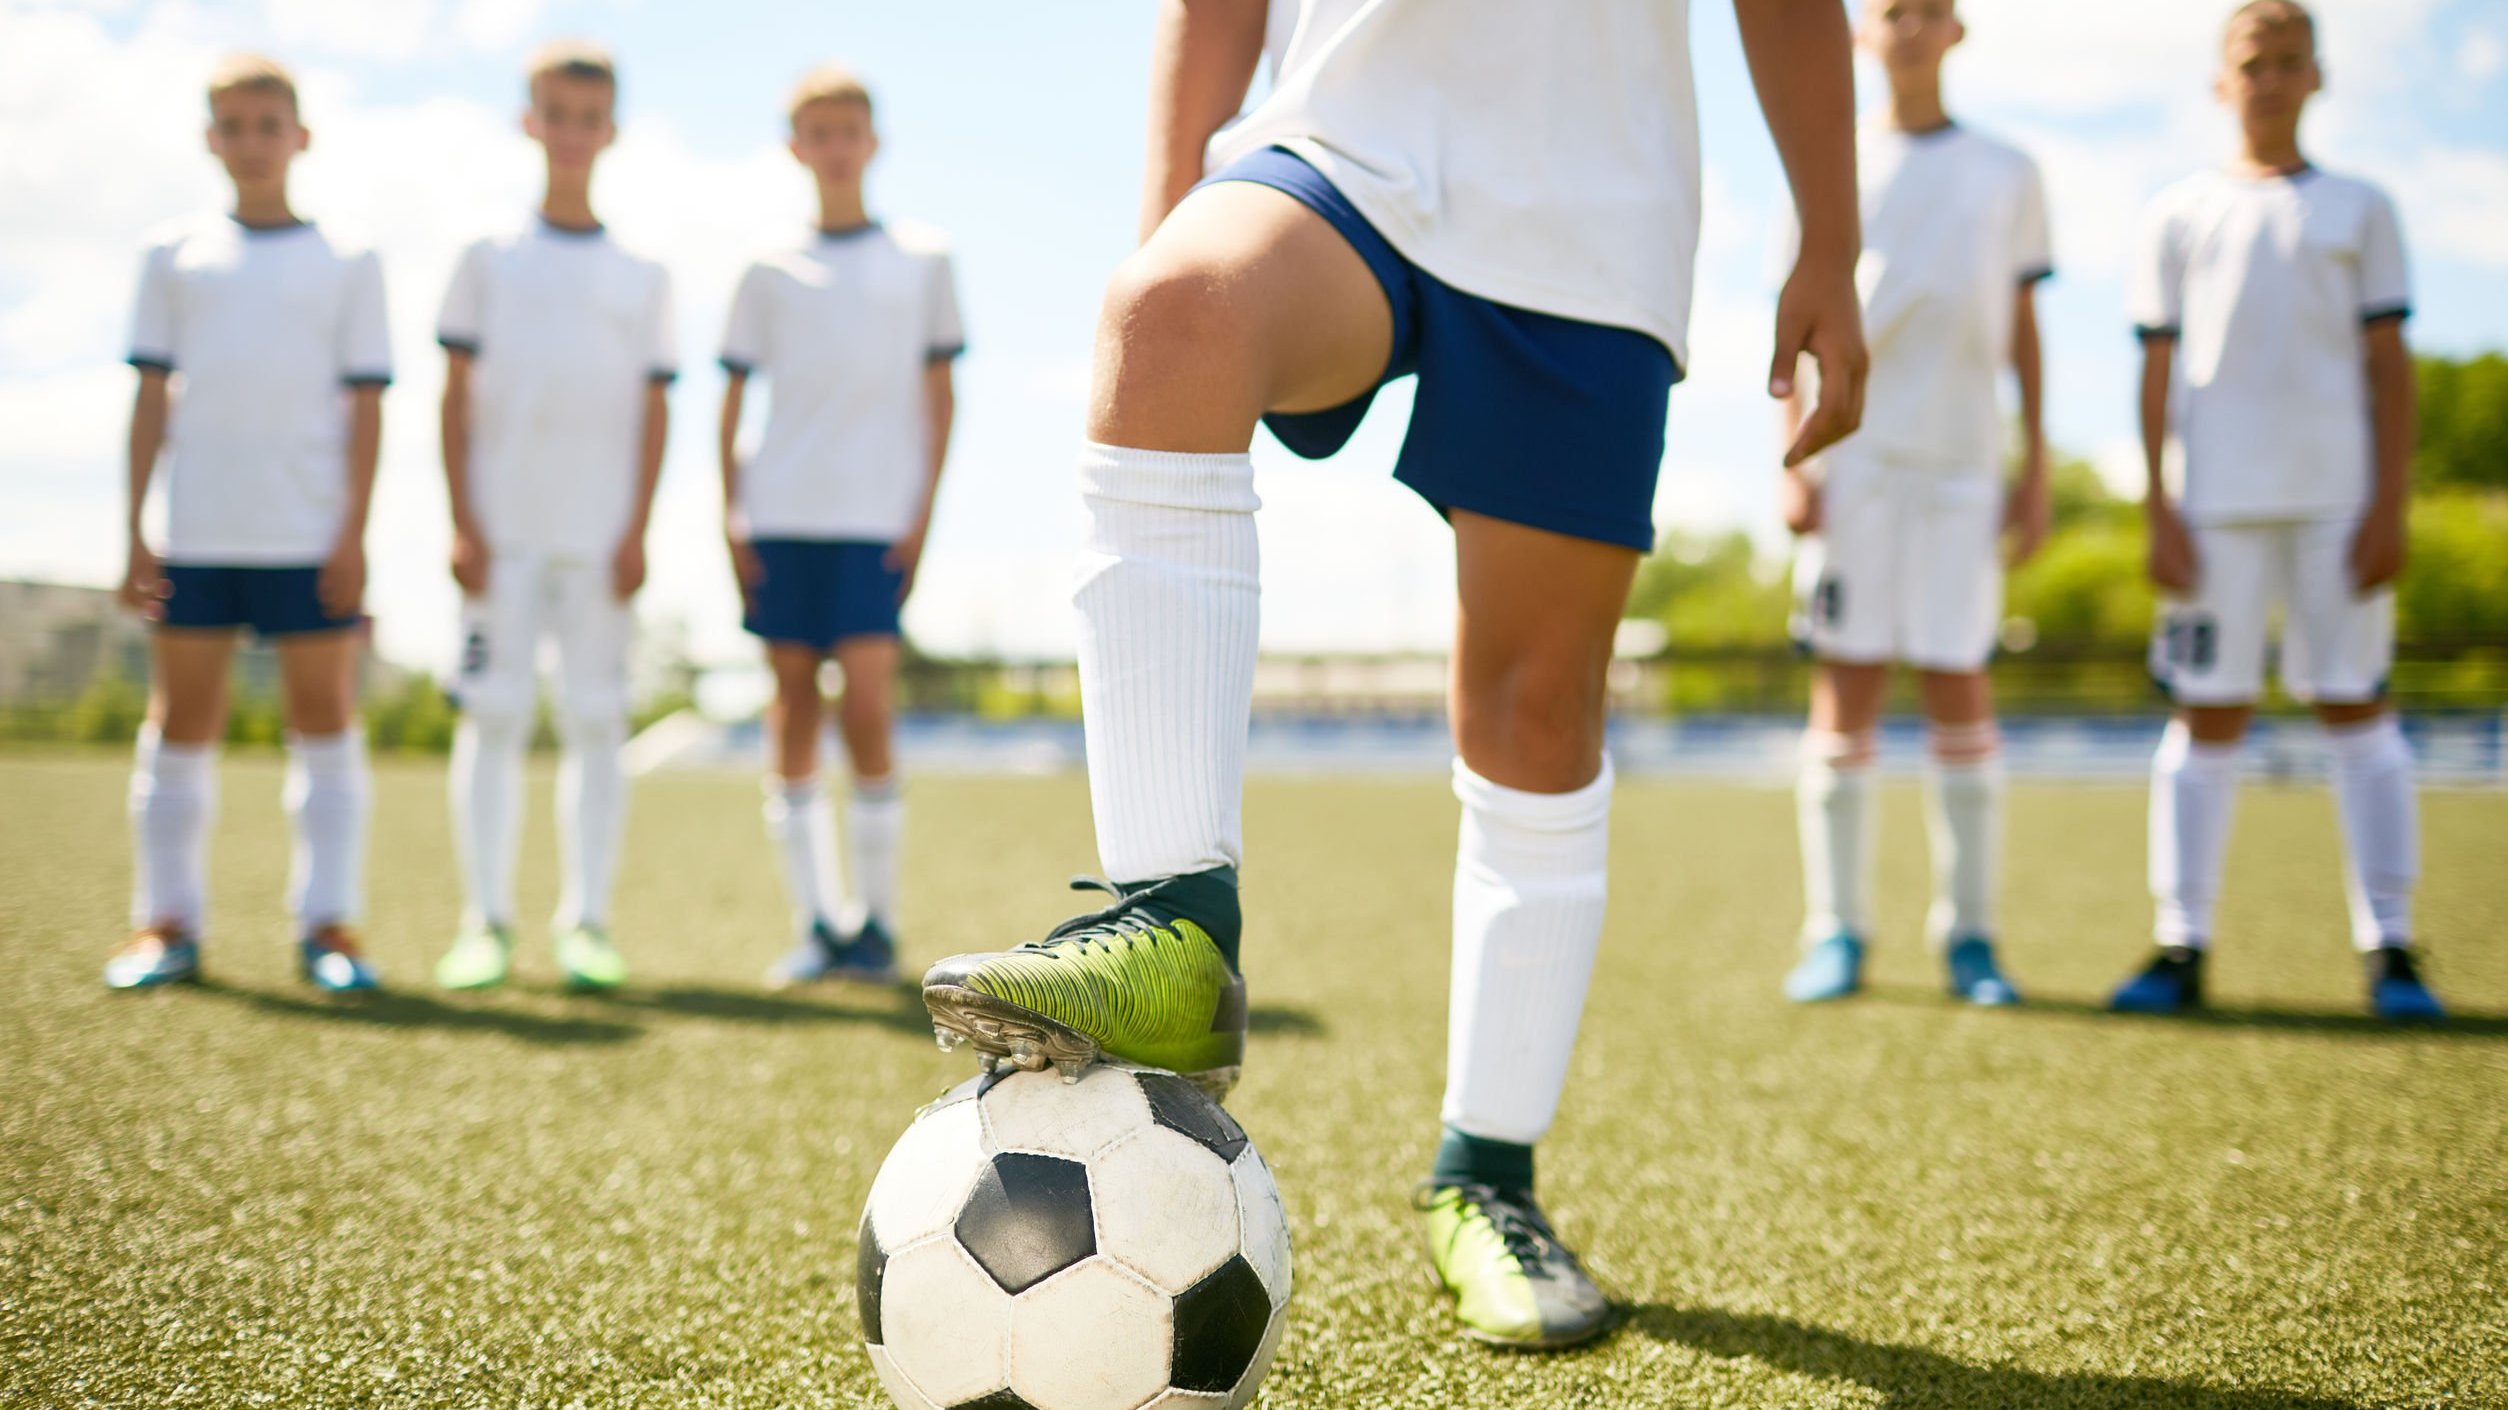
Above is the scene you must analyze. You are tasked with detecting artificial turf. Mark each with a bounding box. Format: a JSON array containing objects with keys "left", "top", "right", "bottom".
[{"left": 2, "top": 751, "right": 2501, "bottom": 1408}]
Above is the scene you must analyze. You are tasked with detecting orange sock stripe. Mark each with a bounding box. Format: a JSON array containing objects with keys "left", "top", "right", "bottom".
[
  {"left": 1928, "top": 721, "right": 2002, "bottom": 764},
  {"left": 1805, "top": 728, "right": 1879, "bottom": 770}
]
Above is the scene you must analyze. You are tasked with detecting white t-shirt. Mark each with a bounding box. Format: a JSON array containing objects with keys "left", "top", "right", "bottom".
[
  {"left": 437, "top": 218, "right": 678, "bottom": 557},
  {"left": 1205, "top": 0, "right": 1702, "bottom": 367},
  {"left": 720, "top": 222, "right": 964, "bottom": 542},
  {"left": 127, "top": 215, "right": 393, "bottom": 564},
  {"left": 2130, "top": 167, "right": 2410, "bottom": 525},
  {"left": 1841, "top": 121, "right": 2051, "bottom": 475}
]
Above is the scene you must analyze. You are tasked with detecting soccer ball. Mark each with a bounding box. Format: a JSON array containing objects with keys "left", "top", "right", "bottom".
[{"left": 859, "top": 1062, "right": 1292, "bottom": 1410}]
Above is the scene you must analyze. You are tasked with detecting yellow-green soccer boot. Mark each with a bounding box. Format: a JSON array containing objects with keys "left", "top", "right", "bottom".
[
  {"left": 1418, "top": 1183, "right": 1613, "bottom": 1349},
  {"left": 921, "top": 869, "right": 1246, "bottom": 1101}
]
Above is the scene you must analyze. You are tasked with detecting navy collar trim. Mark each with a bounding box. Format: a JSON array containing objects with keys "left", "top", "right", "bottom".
[
  {"left": 817, "top": 220, "right": 882, "bottom": 241},
  {"left": 229, "top": 214, "right": 310, "bottom": 234},
  {"left": 537, "top": 214, "right": 607, "bottom": 237}
]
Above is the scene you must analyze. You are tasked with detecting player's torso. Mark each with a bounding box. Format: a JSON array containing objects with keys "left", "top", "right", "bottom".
[{"left": 162, "top": 220, "right": 357, "bottom": 445}]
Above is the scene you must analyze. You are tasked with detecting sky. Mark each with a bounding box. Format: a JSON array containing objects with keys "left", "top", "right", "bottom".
[{"left": 3, "top": 0, "right": 2505, "bottom": 676}]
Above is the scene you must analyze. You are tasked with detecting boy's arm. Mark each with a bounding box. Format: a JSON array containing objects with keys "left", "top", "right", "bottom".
[
  {"left": 719, "top": 371, "right": 761, "bottom": 599},
  {"left": 614, "top": 379, "right": 669, "bottom": 601},
  {"left": 1138, "top": 0, "right": 1269, "bottom": 243},
  {"left": 441, "top": 349, "right": 488, "bottom": 595},
  {"left": 121, "top": 371, "right": 170, "bottom": 612},
  {"left": 888, "top": 360, "right": 957, "bottom": 602},
  {"left": 2004, "top": 281, "right": 2050, "bottom": 566},
  {"left": 321, "top": 385, "right": 383, "bottom": 618},
  {"left": 2350, "top": 319, "right": 2416, "bottom": 593},
  {"left": 2138, "top": 334, "right": 2196, "bottom": 593},
  {"left": 1736, "top": 0, "right": 1867, "bottom": 465}
]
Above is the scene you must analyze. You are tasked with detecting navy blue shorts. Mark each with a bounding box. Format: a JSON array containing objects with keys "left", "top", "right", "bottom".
[
  {"left": 1204, "top": 147, "right": 1681, "bottom": 552},
  {"left": 744, "top": 539, "right": 905, "bottom": 650},
  {"left": 158, "top": 564, "right": 360, "bottom": 637}
]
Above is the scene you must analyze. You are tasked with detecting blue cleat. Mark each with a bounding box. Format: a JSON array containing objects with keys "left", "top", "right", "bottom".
[
  {"left": 1785, "top": 934, "right": 1865, "bottom": 1003},
  {"left": 1945, "top": 936, "right": 2021, "bottom": 1007},
  {"left": 105, "top": 926, "right": 201, "bottom": 990},
  {"left": 2109, "top": 945, "right": 2203, "bottom": 1014},
  {"left": 2366, "top": 947, "right": 2445, "bottom": 1024},
  {"left": 299, "top": 925, "right": 380, "bottom": 993},
  {"left": 766, "top": 916, "right": 899, "bottom": 989},
  {"left": 834, "top": 916, "right": 900, "bottom": 986}
]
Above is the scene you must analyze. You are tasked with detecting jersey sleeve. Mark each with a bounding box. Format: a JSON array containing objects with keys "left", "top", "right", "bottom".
[
  {"left": 719, "top": 262, "right": 770, "bottom": 376},
  {"left": 436, "top": 239, "right": 487, "bottom": 355},
  {"left": 924, "top": 249, "right": 966, "bottom": 362},
  {"left": 643, "top": 263, "right": 680, "bottom": 382},
  {"left": 2014, "top": 156, "right": 2055, "bottom": 285},
  {"left": 2127, "top": 197, "right": 2183, "bottom": 341},
  {"left": 128, "top": 240, "right": 178, "bottom": 372},
  {"left": 2358, "top": 187, "right": 2411, "bottom": 325},
  {"left": 340, "top": 249, "right": 393, "bottom": 387}
]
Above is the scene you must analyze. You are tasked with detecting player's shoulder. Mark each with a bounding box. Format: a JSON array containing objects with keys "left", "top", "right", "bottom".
[
  {"left": 139, "top": 210, "right": 241, "bottom": 258},
  {"left": 878, "top": 216, "right": 956, "bottom": 264},
  {"left": 2142, "top": 169, "right": 2230, "bottom": 225},
  {"left": 298, "top": 218, "right": 385, "bottom": 269},
  {"left": 2294, "top": 166, "right": 2397, "bottom": 214},
  {"left": 1946, "top": 124, "right": 2041, "bottom": 179}
]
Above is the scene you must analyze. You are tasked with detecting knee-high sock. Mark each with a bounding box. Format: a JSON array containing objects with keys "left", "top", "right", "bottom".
[
  {"left": 2326, "top": 715, "right": 2417, "bottom": 950},
  {"left": 555, "top": 714, "right": 628, "bottom": 932},
  {"left": 764, "top": 774, "right": 844, "bottom": 936},
  {"left": 1797, "top": 728, "right": 1879, "bottom": 943},
  {"left": 1440, "top": 758, "right": 1613, "bottom": 1148},
  {"left": 286, "top": 730, "right": 369, "bottom": 930},
  {"left": 846, "top": 776, "right": 904, "bottom": 933},
  {"left": 1073, "top": 443, "right": 1260, "bottom": 884},
  {"left": 129, "top": 724, "right": 218, "bottom": 931},
  {"left": 2150, "top": 719, "right": 2240, "bottom": 949},
  {"left": 1923, "top": 721, "right": 2005, "bottom": 946},
  {"left": 450, "top": 713, "right": 529, "bottom": 929}
]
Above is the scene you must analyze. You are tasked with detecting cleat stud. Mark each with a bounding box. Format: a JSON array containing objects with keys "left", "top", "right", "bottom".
[{"left": 1052, "top": 1057, "right": 1086, "bottom": 1084}]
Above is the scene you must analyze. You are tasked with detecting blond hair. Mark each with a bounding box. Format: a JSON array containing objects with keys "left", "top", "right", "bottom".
[
  {"left": 206, "top": 53, "right": 298, "bottom": 116},
  {"left": 788, "top": 63, "right": 874, "bottom": 123},
  {"left": 2225, "top": 0, "right": 2314, "bottom": 51},
  {"left": 527, "top": 39, "right": 618, "bottom": 96}
]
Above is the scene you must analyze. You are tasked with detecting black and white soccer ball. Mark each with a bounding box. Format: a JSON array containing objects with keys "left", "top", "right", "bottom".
[{"left": 859, "top": 1062, "right": 1291, "bottom": 1410}]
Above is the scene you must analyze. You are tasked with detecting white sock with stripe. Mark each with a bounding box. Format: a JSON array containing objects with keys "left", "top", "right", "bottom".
[
  {"left": 764, "top": 774, "right": 845, "bottom": 937},
  {"left": 2326, "top": 715, "right": 2417, "bottom": 950},
  {"left": 2150, "top": 719, "right": 2240, "bottom": 949},
  {"left": 286, "top": 730, "right": 370, "bottom": 930},
  {"left": 1798, "top": 727, "right": 1878, "bottom": 943},
  {"left": 129, "top": 724, "right": 218, "bottom": 932},
  {"left": 1923, "top": 721, "right": 2005, "bottom": 946}
]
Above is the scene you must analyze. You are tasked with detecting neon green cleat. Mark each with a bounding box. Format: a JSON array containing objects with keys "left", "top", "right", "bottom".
[
  {"left": 435, "top": 923, "right": 513, "bottom": 991},
  {"left": 1417, "top": 1183, "right": 1614, "bottom": 1350},
  {"left": 555, "top": 924, "right": 628, "bottom": 991},
  {"left": 921, "top": 872, "right": 1247, "bottom": 1101}
]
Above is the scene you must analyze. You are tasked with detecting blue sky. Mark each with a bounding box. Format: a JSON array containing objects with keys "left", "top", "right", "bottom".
[{"left": 4, "top": 0, "right": 2504, "bottom": 674}]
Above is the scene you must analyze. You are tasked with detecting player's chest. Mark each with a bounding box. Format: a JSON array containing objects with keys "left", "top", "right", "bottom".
[
  {"left": 484, "top": 249, "right": 648, "bottom": 335},
  {"left": 174, "top": 239, "right": 344, "bottom": 331}
]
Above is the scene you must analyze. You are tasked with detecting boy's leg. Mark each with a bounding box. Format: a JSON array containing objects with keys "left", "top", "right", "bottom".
[
  {"left": 762, "top": 643, "right": 845, "bottom": 941},
  {"left": 550, "top": 561, "right": 633, "bottom": 937},
  {"left": 1919, "top": 670, "right": 2017, "bottom": 1006},
  {"left": 447, "top": 561, "right": 538, "bottom": 944},
  {"left": 124, "top": 631, "right": 235, "bottom": 954},
  {"left": 2319, "top": 701, "right": 2416, "bottom": 950},
  {"left": 277, "top": 628, "right": 375, "bottom": 989},
  {"left": 834, "top": 634, "right": 903, "bottom": 938},
  {"left": 1795, "top": 661, "right": 1886, "bottom": 968}
]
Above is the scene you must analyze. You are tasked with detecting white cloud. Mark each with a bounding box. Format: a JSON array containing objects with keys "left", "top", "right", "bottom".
[
  {"left": 2383, "top": 144, "right": 2508, "bottom": 269},
  {"left": 2463, "top": 27, "right": 2506, "bottom": 82},
  {"left": 263, "top": 0, "right": 438, "bottom": 61}
]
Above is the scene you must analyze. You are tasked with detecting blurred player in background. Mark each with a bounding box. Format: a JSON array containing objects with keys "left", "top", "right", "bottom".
[
  {"left": 1780, "top": 0, "right": 2051, "bottom": 1007},
  {"left": 433, "top": 43, "right": 677, "bottom": 993},
  {"left": 917, "top": 0, "right": 1867, "bottom": 1349},
  {"left": 2115, "top": 0, "right": 2443, "bottom": 1022},
  {"left": 720, "top": 66, "right": 963, "bottom": 989},
  {"left": 108, "top": 55, "right": 390, "bottom": 994}
]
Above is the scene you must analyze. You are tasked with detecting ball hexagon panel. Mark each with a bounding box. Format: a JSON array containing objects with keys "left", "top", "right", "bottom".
[
  {"left": 1010, "top": 1258, "right": 1175, "bottom": 1410},
  {"left": 1168, "top": 1255, "right": 1274, "bottom": 1396},
  {"left": 1137, "top": 1073, "right": 1249, "bottom": 1164},
  {"left": 1141, "top": 1392, "right": 1227, "bottom": 1409},
  {"left": 1092, "top": 1126, "right": 1241, "bottom": 1295},
  {"left": 981, "top": 1064, "right": 1154, "bottom": 1162},
  {"left": 949, "top": 1394, "right": 1042, "bottom": 1410},
  {"left": 1228, "top": 1148, "right": 1291, "bottom": 1309},
  {"left": 868, "top": 1096, "right": 988, "bottom": 1249},
  {"left": 879, "top": 1239, "right": 1013, "bottom": 1408},
  {"left": 867, "top": 1344, "right": 941, "bottom": 1410},
  {"left": 957, "top": 1152, "right": 1098, "bottom": 1295},
  {"left": 1219, "top": 1297, "right": 1286, "bottom": 1410}
]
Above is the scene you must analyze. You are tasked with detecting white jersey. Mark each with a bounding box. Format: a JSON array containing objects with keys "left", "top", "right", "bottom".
[
  {"left": 1206, "top": 0, "right": 1702, "bottom": 366},
  {"left": 720, "top": 223, "right": 965, "bottom": 541},
  {"left": 2130, "top": 167, "right": 2410, "bottom": 525},
  {"left": 126, "top": 215, "right": 392, "bottom": 564},
  {"left": 437, "top": 218, "right": 678, "bottom": 558},
  {"left": 1844, "top": 121, "right": 2051, "bottom": 474}
]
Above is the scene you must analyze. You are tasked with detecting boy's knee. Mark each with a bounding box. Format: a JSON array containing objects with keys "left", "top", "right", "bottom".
[
  {"left": 1459, "top": 662, "right": 1607, "bottom": 791},
  {"left": 1101, "top": 252, "right": 1251, "bottom": 364}
]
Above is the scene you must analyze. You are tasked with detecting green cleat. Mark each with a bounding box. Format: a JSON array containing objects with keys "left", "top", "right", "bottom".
[
  {"left": 921, "top": 872, "right": 1247, "bottom": 1101},
  {"left": 435, "top": 923, "right": 513, "bottom": 991},
  {"left": 555, "top": 924, "right": 628, "bottom": 991},
  {"left": 1417, "top": 1183, "right": 1614, "bottom": 1350}
]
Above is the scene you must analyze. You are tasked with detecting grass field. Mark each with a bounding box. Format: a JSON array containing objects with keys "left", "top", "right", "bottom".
[{"left": 3, "top": 751, "right": 2503, "bottom": 1409}]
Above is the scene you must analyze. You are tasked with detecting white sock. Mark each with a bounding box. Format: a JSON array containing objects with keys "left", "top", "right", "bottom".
[
  {"left": 2326, "top": 715, "right": 2417, "bottom": 950},
  {"left": 449, "top": 713, "right": 528, "bottom": 930},
  {"left": 1797, "top": 728, "right": 1878, "bottom": 943},
  {"left": 846, "top": 776, "right": 905, "bottom": 934},
  {"left": 1440, "top": 757, "right": 1613, "bottom": 1148},
  {"left": 764, "top": 774, "right": 844, "bottom": 936},
  {"left": 1923, "top": 722, "right": 2005, "bottom": 946},
  {"left": 286, "top": 730, "right": 370, "bottom": 930},
  {"left": 2150, "top": 719, "right": 2240, "bottom": 949},
  {"left": 556, "top": 714, "right": 628, "bottom": 932},
  {"left": 129, "top": 724, "right": 218, "bottom": 932},
  {"left": 1073, "top": 443, "right": 1260, "bottom": 883}
]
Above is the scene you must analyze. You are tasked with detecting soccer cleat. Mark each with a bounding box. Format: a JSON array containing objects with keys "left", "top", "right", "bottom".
[
  {"left": 104, "top": 925, "right": 201, "bottom": 990},
  {"left": 1944, "top": 936, "right": 2022, "bottom": 1007},
  {"left": 1784, "top": 933, "right": 1865, "bottom": 1003},
  {"left": 830, "top": 915, "right": 900, "bottom": 986},
  {"left": 922, "top": 873, "right": 1247, "bottom": 1101},
  {"left": 2109, "top": 945, "right": 2204, "bottom": 1014},
  {"left": 2366, "top": 946, "right": 2445, "bottom": 1024},
  {"left": 555, "top": 924, "right": 629, "bottom": 991},
  {"left": 1416, "top": 1183, "right": 1613, "bottom": 1350},
  {"left": 434, "top": 923, "right": 513, "bottom": 991},
  {"left": 299, "top": 924, "right": 380, "bottom": 994}
]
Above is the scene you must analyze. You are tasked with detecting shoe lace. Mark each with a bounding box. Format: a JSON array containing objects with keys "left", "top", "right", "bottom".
[
  {"left": 1419, "top": 1183, "right": 1571, "bottom": 1277},
  {"left": 1023, "top": 876, "right": 1191, "bottom": 958}
]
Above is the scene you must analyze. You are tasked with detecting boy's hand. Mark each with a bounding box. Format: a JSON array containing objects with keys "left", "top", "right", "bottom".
[
  {"left": 884, "top": 521, "right": 928, "bottom": 604},
  {"left": 1779, "top": 467, "right": 1822, "bottom": 537},
  {"left": 319, "top": 538, "right": 366, "bottom": 619},
  {"left": 119, "top": 540, "right": 164, "bottom": 617},
  {"left": 727, "top": 532, "right": 764, "bottom": 609},
  {"left": 2145, "top": 500, "right": 2199, "bottom": 595},
  {"left": 1771, "top": 261, "right": 1868, "bottom": 467},
  {"left": 611, "top": 533, "right": 648, "bottom": 602},
  {"left": 2348, "top": 504, "right": 2407, "bottom": 594},
  {"left": 2004, "top": 453, "right": 2051, "bottom": 569},
  {"left": 450, "top": 525, "right": 491, "bottom": 597}
]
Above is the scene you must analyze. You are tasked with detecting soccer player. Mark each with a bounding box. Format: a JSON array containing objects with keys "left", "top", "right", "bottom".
[
  {"left": 1779, "top": 0, "right": 2052, "bottom": 1007},
  {"left": 2114, "top": 0, "right": 2441, "bottom": 1022},
  {"left": 721, "top": 66, "right": 963, "bottom": 989},
  {"left": 107, "top": 54, "right": 390, "bottom": 994},
  {"left": 918, "top": 0, "right": 1867, "bottom": 1348},
  {"left": 433, "top": 42, "right": 677, "bottom": 993}
]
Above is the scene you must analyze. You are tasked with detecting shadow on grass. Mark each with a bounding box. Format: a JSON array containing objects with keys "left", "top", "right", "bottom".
[
  {"left": 1250, "top": 1005, "right": 1326, "bottom": 1036},
  {"left": 1628, "top": 1304, "right": 2371, "bottom": 1409},
  {"left": 190, "top": 979, "right": 643, "bottom": 1046},
  {"left": 1860, "top": 985, "right": 2508, "bottom": 1040},
  {"left": 588, "top": 984, "right": 937, "bottom": 1036}
]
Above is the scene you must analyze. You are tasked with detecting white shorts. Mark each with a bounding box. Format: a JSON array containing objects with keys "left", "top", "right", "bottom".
[
  {"left": 2149, "top": 517, "right": 2394, "bottom": 706},
  {"left": 1791, "top": 455, "right": 2003, "bottom": 672},
  {"left": 451, "top": 553, "right": 633, "bottom": 723}
]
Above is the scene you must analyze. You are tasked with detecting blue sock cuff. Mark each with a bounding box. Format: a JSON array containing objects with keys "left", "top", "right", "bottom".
[{"left": 1433, "top": 1125, "right": 1535, "bottom": 1193}]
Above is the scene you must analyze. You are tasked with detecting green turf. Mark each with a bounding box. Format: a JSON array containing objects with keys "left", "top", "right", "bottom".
[{"left": 3, "top": 752, "right": 2502, "bottom": 1408}]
